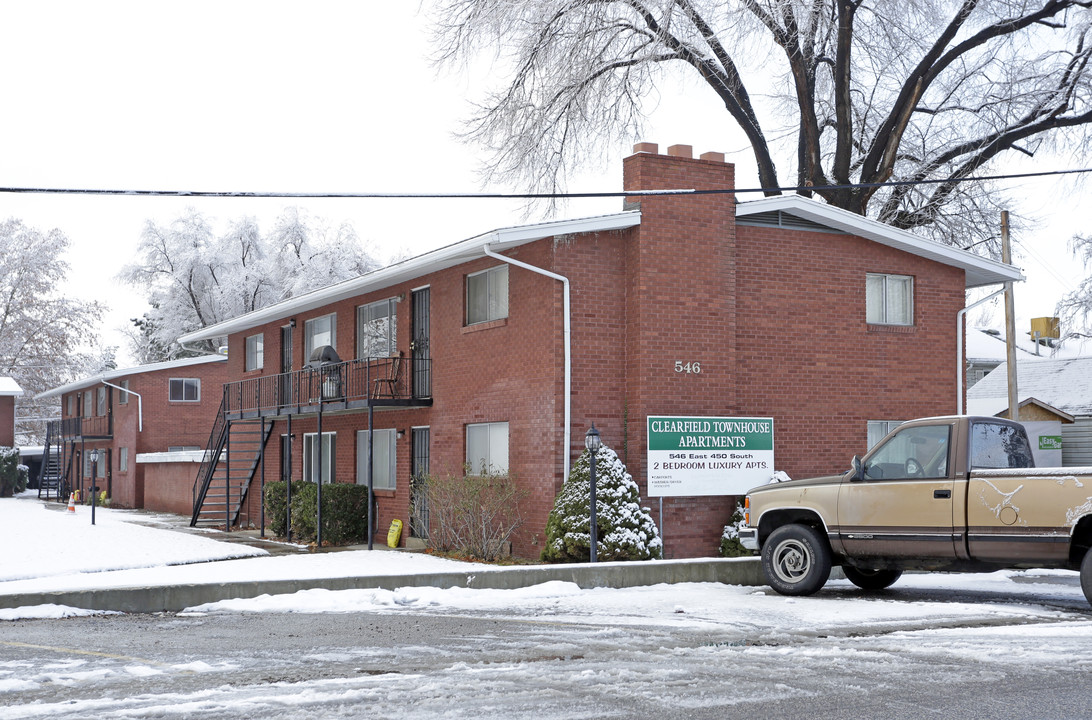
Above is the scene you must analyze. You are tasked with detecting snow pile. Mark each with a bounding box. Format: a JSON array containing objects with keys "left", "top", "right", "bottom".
[{"left": 542, "top": 442, "right": 662, "bottom": 562}]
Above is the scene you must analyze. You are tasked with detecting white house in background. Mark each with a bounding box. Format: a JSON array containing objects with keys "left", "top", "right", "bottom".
[{"left": 967, "top": 357, "right": 1092, "bottom": 466}]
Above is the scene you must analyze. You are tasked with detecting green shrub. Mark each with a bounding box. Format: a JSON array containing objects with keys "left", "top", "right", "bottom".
[
  {"left": 542, "top": 442, "right": 662, "bottom": 562},
  {"left": 0, "top": 448, "right": 23, "bottom": 497},
  {"left": 422, "top": 466, "right": 525, "bottom": 561},
  {"left": 719, "top": 499, "right": 755, "bottom": 557},
  {"left": 263, "top": 481, "right": 371, "bottom": 545}
]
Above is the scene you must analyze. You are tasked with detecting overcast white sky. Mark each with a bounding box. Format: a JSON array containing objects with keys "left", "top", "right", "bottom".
[{"left": 0, "top": 1, "right": 1085, "bottom": 366}]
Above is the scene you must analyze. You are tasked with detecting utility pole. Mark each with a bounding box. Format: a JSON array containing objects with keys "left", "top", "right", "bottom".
[{"left": 1002, "top": 211, "right": 1019, "bottom": 422}]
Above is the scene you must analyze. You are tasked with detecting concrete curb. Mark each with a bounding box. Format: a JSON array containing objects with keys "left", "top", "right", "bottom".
[{"left": 0, "top": 557, "right": 766, "bottom": 614}]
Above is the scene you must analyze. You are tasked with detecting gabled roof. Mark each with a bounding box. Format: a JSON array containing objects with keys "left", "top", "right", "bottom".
[
  {"left": 178, "top": 193, "right": 1023, "bottom": 344},
  {"left": 965, "top": 396, "right": 1076, "bottom": 423},
  {"left": 178, "top": 211, "right": 643, "bottom": 344},
  {"left": 966, "top": 357, "right": 1092, "bottom": 416},
  {"left": 36, "top": 355, "right": 227, "bottom": 400},
  {"left": 736, "top": 196, "right": 1023, "bottom": 288},
  {"left": 0, "top": 377, "right": 23, "bottom": 397}
]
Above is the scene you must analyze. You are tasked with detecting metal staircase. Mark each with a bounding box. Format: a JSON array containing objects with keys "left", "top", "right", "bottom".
[
  {"left": 36, "top": 424, "right": 68, "bottom": 501},
  {"left": 191, "top": 400, "right": 273, "bottom": 528}
]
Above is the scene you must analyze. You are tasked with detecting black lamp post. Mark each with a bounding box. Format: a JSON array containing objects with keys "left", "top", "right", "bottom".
[
  {"left": 585, "top": 424, "right": 601, "bottom": 563},
  {"left": 89, "top": 448, "right": 99, "bottom": 526}
]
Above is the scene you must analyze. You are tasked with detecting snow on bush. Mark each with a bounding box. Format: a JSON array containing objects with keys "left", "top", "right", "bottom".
[{"left": 542, "top": 442, "right": 662, "bottom": 562}]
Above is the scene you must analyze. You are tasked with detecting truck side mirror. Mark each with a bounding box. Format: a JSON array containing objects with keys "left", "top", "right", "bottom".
[{"left": 849, "top": 455, "right": 864, "bottom": 482}]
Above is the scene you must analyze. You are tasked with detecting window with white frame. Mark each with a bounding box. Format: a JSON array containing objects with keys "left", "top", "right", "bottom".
[
  {"left": 119, "top": 447, "right": 129, "bottom": 472},
  {"left": 169, "top": 378, "right": 201, "bottom": 402},
  {"left": 466, "top": 421, "right": 509, "bottom": 474},
  {"left": 66, "top": 394, "right": 74, "bottom": 416},
  {"left": 245, "top": 333, "right": 264, "bottom": 371},
  {"left": 866, "top": 273, "right": 913, "bottom": 325},
  {"left": 96, "top": 386, "right": 106, "bottom": 416},
  {"left": 83, "top": 390, "right": 92, "bottom": 416},
  {"left": 357, "top": 299, "right": 398, "bottom": 358},
  {"left": 305, "top": 313, "right": 337, "bottom": 360},
  {"left": 303, "top": 432, "right": 336, "bottom": 484},
  {"left": 466, "top": 265, "right": 508, "bottom": 325},
  {"left": 357, "top": 429, "right": 397, "bottom": 490},
  {"left": 118, "top": 379, "right": 129, "bottom": 405},
  {"left": 867, "top": 420, "right": 904, "bottom": 450}
]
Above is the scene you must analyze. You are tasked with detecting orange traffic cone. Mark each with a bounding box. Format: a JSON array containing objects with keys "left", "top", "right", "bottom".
[{"left": 67, "top": 493, "right": 76, "bottom": 513}]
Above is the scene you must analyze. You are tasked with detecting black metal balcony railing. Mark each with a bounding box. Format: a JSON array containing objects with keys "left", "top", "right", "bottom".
[
  {"left": 222, "top": 355, "right": 431, "bottom": 417},
  {"left": 52, "top": 414, "right": 113, "bottom": 440}
]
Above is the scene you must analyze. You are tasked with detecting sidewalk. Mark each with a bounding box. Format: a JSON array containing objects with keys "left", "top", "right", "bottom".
[{"left": 2, "top": 494, "right": 764, "bottom": 613}]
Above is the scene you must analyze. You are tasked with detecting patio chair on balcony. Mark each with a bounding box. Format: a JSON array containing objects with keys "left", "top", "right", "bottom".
[{"left": 373, "top": 353, "right": 404, "bottom": 399}]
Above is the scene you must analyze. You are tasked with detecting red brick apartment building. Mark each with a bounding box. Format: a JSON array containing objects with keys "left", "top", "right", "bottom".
[
  {"left": 0, "top": 377, "right": 22, "bottom": 447},
  {"left": 36, "top": 356, "right": 229, "bottom": 509},
  {"left": 178, "top": 144, "right": 1021, "bottom": 558}
]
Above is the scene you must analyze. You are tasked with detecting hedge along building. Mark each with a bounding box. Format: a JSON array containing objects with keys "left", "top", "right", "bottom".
[
  {"left": 35, "top": 355, "right": 229, "bottom": 509},
  {"left": 177, "top": 144, "right": 1022, "bottom": 558}
]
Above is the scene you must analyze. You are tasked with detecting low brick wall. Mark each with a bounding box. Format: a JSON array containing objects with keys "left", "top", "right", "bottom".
[{"left": 139, "top": 451, "right": 203, "bottom": 516}]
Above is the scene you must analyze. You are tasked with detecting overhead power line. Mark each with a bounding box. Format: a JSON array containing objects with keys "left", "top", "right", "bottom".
[{"left": 0, "top": 167, "right": 1089, "bottom": 200}]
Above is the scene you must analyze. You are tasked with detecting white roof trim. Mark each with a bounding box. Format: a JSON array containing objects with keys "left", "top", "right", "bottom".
[
  {"left": 736, "top": 195, "right": 1023, "bottom": 289},
  {"left": 36, "top": 355, "right": 227, "bottom": 400},
  {"left": 178, "top": 211, "right": 642, "bottom": 343},
  {"left": 0, "top": 377, "right": 24, "bottom": 397}
]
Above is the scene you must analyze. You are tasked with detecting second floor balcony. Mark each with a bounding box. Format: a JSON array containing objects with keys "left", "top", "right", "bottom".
[
  {"left": 52, "top": 414, "right": 113, "bottom": 441},
  {"left": 222, "top": 354, "right": 432, "bottom": 420}
]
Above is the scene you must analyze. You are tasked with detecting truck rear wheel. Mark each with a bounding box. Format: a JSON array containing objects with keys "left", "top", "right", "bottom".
[
  {"left": 761, "top": 524, "right": 832, "bottom": 596},
  {"left": 842, "top": 566, "right": 902, "bottom": 591},
  {"left": 1081, "top": 550, "right": 1092, "bottom": 608}
]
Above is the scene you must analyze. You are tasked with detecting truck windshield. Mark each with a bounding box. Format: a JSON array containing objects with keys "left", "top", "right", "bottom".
[
  {"left": 969, "top": 422, "right": 1035, "bottom": 469},
  {"left": 863, "top": 424, "right": 950, "bottom": 480}
]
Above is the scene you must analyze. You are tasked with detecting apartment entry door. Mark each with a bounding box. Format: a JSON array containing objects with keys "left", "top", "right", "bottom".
[
  {"left": 410, "top": 427, "right": 430, "bottom": 539},
  {"left": 411, "top": 288, "right": 431, "bottom": 398}
]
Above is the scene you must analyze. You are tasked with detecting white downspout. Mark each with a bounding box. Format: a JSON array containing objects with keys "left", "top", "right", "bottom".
[
  {"left": 482, "top": 245, "right": 572, "bottom": 482},
  {"left": 101, "top": 380, "right": 142, "bottom": 432},
  {"left": 957, "top": 289, "right": 1004, "bottom": 415}
]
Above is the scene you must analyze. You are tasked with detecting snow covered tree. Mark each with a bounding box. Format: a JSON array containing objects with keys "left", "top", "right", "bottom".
[
  {"left": 542, "top": 442, "right": 663, "bottom": 562},
  {"left": 432, "top": 0, "right": 1092, "bottom": 251},
  {"left": 1057, "top": 233, "right": 1092, "bottom": 342},
  {"left": 121, "top": 208, "right": 382, "bottom": 360},
  {"left": 0, "top": 219, "right": 107, "bottom": 444}
]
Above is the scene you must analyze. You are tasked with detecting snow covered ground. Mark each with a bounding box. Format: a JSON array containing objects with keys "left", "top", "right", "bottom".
[{"left": 4, "top": 493, "right": 1092, "bottom": 718}]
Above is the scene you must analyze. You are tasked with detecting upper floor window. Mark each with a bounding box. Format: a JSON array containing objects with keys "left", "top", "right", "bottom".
[
  {"left": 245, "top": 333, "right": 264, "bottom": 371},
  {"left": 83, "top": 390, "right": 92, "bottom": 417},
  {"left": 118, "top": 379, "right": 130, "bottom": 405},
  {"left": 866, "top": 273, "right": 913, "bottom": 325},
  {"left": 66, "top": 394, "right": 74, "bottom": 416},
  {"left": 358, "top": 298, "right": 398, "bottom": 358},
  {"left": 96, "top": 386, "right": 107, "bottom": 416},
  {"left": 305, "top": 313, "right": 337, "bottom": 360},
  {"left": 466, "top": 265, "right": 508, "bottom": 325},
  {"left": 466, "top": 421, "right": 509, "bottom": 474},
  {"left": 169, "top": 378, "right": 201, "bottom": 402}
]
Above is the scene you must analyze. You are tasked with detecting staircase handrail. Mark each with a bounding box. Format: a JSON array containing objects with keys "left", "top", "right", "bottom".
[{"left": 191, "top": 392, "right": 229, "bottom": 526}]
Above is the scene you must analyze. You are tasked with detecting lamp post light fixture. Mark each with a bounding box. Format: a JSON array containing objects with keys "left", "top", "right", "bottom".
[
  {"left": 584, "top": 424, "right": 601, "bottom": 563},
  {"left": 88, "top": 448, "right": 100, "bottom": 526}
]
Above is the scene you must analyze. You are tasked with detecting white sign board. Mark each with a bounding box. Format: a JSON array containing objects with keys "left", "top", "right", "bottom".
[{"left": 646, "top": 416, "right": 774, "bottom": 497}]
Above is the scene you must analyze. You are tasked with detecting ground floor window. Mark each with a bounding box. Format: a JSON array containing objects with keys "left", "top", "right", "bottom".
[
  {"left": 867, "top": 420, "right": 904, "bottom": 450},
  {"left": 357, "top": 429, "right": 396, "bottom": 490},
  {"left": 466, "top": 421, "right": 509, "bottom": 474},
  {"left": 119, "top": 447, "right": 128, "bottom": 473},
  {"left": 303, "top": 432, "right": 336, "bottom": 484}
]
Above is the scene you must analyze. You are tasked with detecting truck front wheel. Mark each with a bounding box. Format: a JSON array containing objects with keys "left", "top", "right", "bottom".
[
  {"left": 842, "top": 566, "right": 903, "bottom": 591},
  {"left": 1081, "top": 550, "right": 1092, "bottom": 608},
  {"left": 761, "top": 524, "right": 832, "bottom": 596}
]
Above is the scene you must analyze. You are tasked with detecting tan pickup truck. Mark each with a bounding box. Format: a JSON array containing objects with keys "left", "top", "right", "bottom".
[{"left": 738, "top": 416, "right": 1092, "bottom": 606}]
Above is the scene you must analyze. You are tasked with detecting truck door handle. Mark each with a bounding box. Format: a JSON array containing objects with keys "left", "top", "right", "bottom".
[{"left": 934, "top": 489, "right": 951, "bottom": 499}]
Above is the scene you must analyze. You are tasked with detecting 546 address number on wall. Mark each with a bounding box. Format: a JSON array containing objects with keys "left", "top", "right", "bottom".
[{"left": 674, "top": 361, "right": 702, "bottom": 374}]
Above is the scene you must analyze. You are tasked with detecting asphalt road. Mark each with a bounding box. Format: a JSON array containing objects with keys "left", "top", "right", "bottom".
[{"left": 2, "top": 583, "right": 1091, "bottom": 720}]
